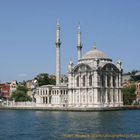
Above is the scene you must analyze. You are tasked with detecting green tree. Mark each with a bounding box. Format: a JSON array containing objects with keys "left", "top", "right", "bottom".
[
  {"left": 17, "top": 85, "right": 28, "bottom": 93},
  {"left": 34, "top": 73, "right": 56, "bottom": 86},
  {"left": 49, "top": 74, "right": 56, "bottom": 85},
  {"left": 122, "top": 84, "right": 136, "bottom": 105},
  {"left": 11, "top": 85, "right": 32, "bottom": 102}
]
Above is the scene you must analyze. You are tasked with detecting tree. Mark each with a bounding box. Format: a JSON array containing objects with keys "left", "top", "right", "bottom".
[
  {"left": 11, "top": 85, "right": 32, "bottom": 102},
  {"left": 122, "top": 84, "right": 136, "bottom": 105},
  {"left": 16, "top": 85, "right": 28, "bottom": 93},
  {"left": 34, "top": 73, "right": 56, "bottom": 86},
  {"left": 49, "top": 74, "right": 56, "bottom": 85},
  {"left": 0, "top": 92, "right": 3, "bottom": 99}
]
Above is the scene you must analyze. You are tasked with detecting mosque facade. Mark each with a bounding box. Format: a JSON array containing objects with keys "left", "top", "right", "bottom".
[{"left": 34, "top": 23, "right": 123, "bottom": 108}]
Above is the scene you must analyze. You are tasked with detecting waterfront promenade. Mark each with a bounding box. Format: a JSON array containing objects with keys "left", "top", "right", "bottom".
[{"left": 0, "top": 104, "right": 140, "bottom": 111}]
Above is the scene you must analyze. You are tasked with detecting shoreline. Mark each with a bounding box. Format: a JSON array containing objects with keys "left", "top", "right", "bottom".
[{"left": 0, "top": 105, "right": 140, "bottom": 112}]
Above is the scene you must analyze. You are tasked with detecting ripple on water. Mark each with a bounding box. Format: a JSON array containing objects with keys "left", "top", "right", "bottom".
[{"left": 0, "top": 110, "right": 140, "bottom": 140}]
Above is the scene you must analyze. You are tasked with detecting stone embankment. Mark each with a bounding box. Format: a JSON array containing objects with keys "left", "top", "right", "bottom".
[{"left": 0, "top": 105, "right": 140, "bottom": 112}]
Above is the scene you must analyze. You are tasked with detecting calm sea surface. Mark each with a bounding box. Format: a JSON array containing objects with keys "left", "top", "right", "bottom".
[{"left": 0, "top": 110, "right": 140, "bottom": 140}]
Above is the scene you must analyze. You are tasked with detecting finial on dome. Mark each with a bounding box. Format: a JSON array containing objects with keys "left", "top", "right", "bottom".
[
  {"left": 93, "top": 42, "right": 96, "bottom": 49},
  {"left": 69, "top": 59, "right": 73, "bottom": 64}
]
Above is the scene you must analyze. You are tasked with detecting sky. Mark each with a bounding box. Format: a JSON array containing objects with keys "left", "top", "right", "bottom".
[{"left": 0, "top": 0, "right": 140, "bottom": 82}]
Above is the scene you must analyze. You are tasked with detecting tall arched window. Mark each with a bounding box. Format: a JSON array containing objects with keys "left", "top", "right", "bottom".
[
  {"left": 89, "top": 75, "right": 92, "bottom": 86},
  {"left": 77, "top": 76, "right": 79, "bottom": 87},
  {"left": 107, "top": 75, "right": 111, "bottom": 87},
  {"left": 113, "top": 75, "right": 116, "bottom": 87},
  {"left": 97, "top": 92, "right": 101, "bottom": 102},
  {"left": 101, "top": 75, "right": 105, "bottom": 87},
  {"left": 83, "top": 75, "right": 86, "bottom": 87}
]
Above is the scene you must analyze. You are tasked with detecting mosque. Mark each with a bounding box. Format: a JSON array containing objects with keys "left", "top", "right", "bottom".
[{"left": 34, "top": 22, "right": 123, "bottom": 108}]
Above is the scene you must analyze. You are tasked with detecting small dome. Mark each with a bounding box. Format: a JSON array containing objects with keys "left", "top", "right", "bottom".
[
  {"left": 82, "top": 47, "right": 108, "bottom": 60},
  {"left": 135, "top": 72, "right": 140, "bottom": 76}
]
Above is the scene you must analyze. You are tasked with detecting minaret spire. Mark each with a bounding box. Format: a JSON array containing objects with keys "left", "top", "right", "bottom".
[
  {"left": 56, "top": 20, "right": 60, "bottom": 43},
  {"left": 77, "top": 22, "right": 82, "bottom": 60},
  {"left": 56, "top": 21, "right": 61, "bottom": 85},
  {"left": 93, "top": 42, "right": 96, "bottom": 49},
  {"left": 77, "top": 22, "right": 81, "bottom": 46}
]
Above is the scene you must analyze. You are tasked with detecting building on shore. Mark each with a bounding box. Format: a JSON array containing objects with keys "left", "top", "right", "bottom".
[
  {"left": 34, "top": 22, "right": 123, "bottom": 108},
  {"left": 10, "top": 80, "right": 18, "bottom": 96},
  {"left": 25, "top": 80, "right": 38, "bottom": 99},
  {"left": 0, "top": 83, "right": 10, "bottom": 100},
  {"left": 122, "top": 73, "right": 131, "bottom": 84},
  {"left": 135, "top": 82, "right": 140, "bottom": 103}
]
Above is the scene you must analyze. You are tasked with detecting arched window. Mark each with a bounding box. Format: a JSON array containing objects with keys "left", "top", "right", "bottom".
[
  {"left": 101, "top": 75, "right": 105, "bottom": 87},
  {"left": 113, "top": 92, "right": 116, "bottom": 102},
  {"left": 77, "top": 76, "right": 79, "bottom": 87},
  {"left": 108, "top": 92, "right": 111, "bottom": 102},
  {"left": 89, "top": 75, "right": 92, "bottom": 86},
  {"left": 83, "top": 75, "right": 86, "bottom": 87},
  {"left": 97, "top": 92, "right": 101, "bottom": 102},
  {"left": 107, "top": 75, "right": 111, "bottom": 87},
  {"left": 113, "top": 75, "right": 116, "bottom": 87}
]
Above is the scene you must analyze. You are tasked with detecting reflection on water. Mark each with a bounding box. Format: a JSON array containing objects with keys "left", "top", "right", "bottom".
[{"left": 0, "top": 110, "right": 140, "bottom": 140}]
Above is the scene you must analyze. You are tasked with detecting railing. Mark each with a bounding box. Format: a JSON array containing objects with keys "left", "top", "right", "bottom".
[
  {"left": 2, "top": 101, "right": 58, "bottom": 107},
  {"left": 2, "top": 101, "right": 36, "bottom": 107}
]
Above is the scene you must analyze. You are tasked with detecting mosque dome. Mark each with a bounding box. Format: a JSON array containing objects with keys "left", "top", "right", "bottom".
[{"left": 82, "top": 46, "right": 108, "bottom": 60}]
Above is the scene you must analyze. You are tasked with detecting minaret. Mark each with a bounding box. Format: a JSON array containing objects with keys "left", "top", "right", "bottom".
[
  {"left": 56, "top": 21, "right": 61, "bottom": 85},
  {"left": 77, "top": 23, "right": 82, "bottom": 60},
  {"left": 93, "top": 42, "right": 96, "bottom": 49}
]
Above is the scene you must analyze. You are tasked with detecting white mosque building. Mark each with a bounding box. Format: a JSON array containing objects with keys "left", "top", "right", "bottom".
[{"left": 34, "top": 22, "right": 123, "bottom": 108}]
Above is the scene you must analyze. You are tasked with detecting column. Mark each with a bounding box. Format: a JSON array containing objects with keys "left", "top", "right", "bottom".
[
  {"left": 105, "top": 75, "right": 108, "bottom": 103},
  {"left": 79, "top": 90, "right": 81, "bottom": 105},
  {"left": 73, "top": 92, "right": 74, "bottom": 105},
  {"left": 92, "top": 91, "right": 94, "bottom": 104},
  {"left": 48, "top": 95, "right": 50, "bottom": 104},
  {"left": 93, "top": 71, "right": 98, "bottom": 104},
  {"left": 87, "top": 91, "right": 89, "bottom": 105},
  {"left": 69, "top": 91, "right": 72, "bottom": 105},
  {"left": 110, "top": 74, "right": 113, "bottom": 88}
]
